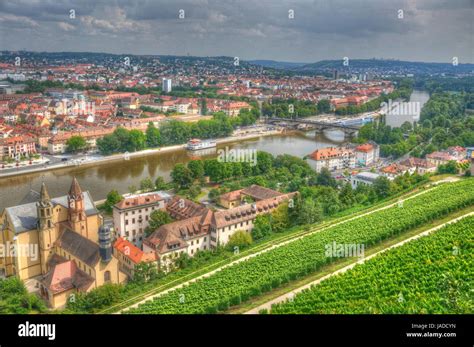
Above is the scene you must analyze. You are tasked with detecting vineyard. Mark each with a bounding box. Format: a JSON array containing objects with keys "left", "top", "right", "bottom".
[
  {"left": 270, "top": 216, "right": 474, "bottom": 314},
  {"left": 126, "top": 179, "right": 474, "bottom": 314}
]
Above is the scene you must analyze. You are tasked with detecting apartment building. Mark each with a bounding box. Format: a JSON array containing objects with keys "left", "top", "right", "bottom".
[
  {"left": 355, "top": 142, "right": 380, "bottom": 166},
  {"left": 307, "top": 146, "right": 356, "bottom": 172},
  {"left": 0, "top": 135, "right": 36, "bottom": 161},
  {"left": 113, "top": 192, "right": 171, "bottom": 248}
]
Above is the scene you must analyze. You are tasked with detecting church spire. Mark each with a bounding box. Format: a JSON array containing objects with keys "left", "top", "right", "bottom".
[
  {"left": 39, "top": 182, "right": 50, "bottom": 203},
  {"left": 69, "top": 177, "right": 83, "bottom": 199}
]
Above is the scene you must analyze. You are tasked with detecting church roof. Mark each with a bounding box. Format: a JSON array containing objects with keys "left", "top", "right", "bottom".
[
  {"left": 56, "top": 228, "right": 101, "bottom": 267},
  {"left": 4, "top": 191, "right": 98, "bottom": 234},
  {"left": 41, "top": 259, "right": 94, "bottom": 294}
]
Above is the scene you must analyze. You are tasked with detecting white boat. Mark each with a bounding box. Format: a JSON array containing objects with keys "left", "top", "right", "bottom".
[{"left": 186, "top": 139, "right": 217, "bottom": 151}]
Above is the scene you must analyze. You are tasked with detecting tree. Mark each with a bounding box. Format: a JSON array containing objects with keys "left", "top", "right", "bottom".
[
  {"left": 317, "top": 99, "right": 331, "bottom": 113},
  {"left": 188, "top": 185, "right": 202, "bottom": 200},
  {"left": 297, "top": 198, "right": 323, "bottom": 225},
  {"left": 139, "top": 177, "right": 154, "bottom": 191},
  {"left": 271, "top": 202, "right": 290, "bottom": 232},
  {"left": 132, "top": 262, "right": 159, "bottom": 283},
  {"left": 0, "top": 277, "right": 46, "bottom": 314},
  {"left": 201, "top": 98, "right": 208, "bottom": 115},
  {"left": 208, "top": 188, "right": 220, "bottom": 203},
  {"left": 66, "top": 135, "right": 87, "bottom": 153},
  {"left": 127, "top": 129, "right": 147, "bottom": 152},
  {"left": 171, "top": 163, "right": 194, "bottom": 189},
  {"left": 145, "top": 210, "right": 173, "bottom": 236},
  {"left": 251, "top": 214, "right": 272, "bottom": 240},
  {"left": 316, "top": 168, "right": 337, "bottom": 187},
  {"left": 437, "top": 160, "right": 458, "bottom": 174},
  {"left": 227, "top": 230, "right": 252, "bottom": 250},
  {"left": 104, "top": 190, "right": 123, "bottom": 213},
  {"left": 339, "top": 183, "right": 356, "bottom": 208},
  {"left": 373, "top": 176, "right": 392, "bottom": 198},
  {"left": 154, "top": 176, "right": 167, "bottom": 190},
  {"left": 146, "top": 122, "right": 161, "bottom": 148},
  {"left": 97, "top": 134, "right": 121, "bottom": 155},
  {"left": 187, "top": 160, "right": 205, "bottom": 180},
  {"left": 175, "top": 253, "right": 192, "bottom": 269}
]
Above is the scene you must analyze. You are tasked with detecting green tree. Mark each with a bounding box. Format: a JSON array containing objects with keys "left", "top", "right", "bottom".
[
  {"left": 251, "top": 214, "right": 272, "bottom": 240},
  {"left": 316, "top": 168, "right": 337, "bottom": 187},
  {"left": 373, "top": 176, "right": 392, "bottom": 198},
  {"left": 132, "top": 262, "right": 159, "bottom": 283},
  {"left": 66, "top": 135, "right": 87, "bottom": 153},
  {"left": 145, "top": 210, "right": 173, "bottom": 236},
  {"left": 317, "top": 99, "right": 331, "bottom": 113},
  {"left": 154, "top": 176, "right": 167, "bottom": 190},
  {"left": 437, "top": 160, "right": 458, "bottom": 174},
  {"left": 208, "top": 188, "right": 220, "bottom": 203},
  {"left": 297, "top": 198, "right": 323, "bottom": 225},
  {"left": 104, "top": 189, "right": 123, "bottom": 213},
  {"left": 187, "top": 160, "right": 205, "bottom": 180},
  {"left": 146, "top": 122, "right": 161, "bottom": 148},
  {"left": 227, "top": 230, "right": 252, "bottom": 250},
  {"left": 128, "top": 129, "right": 147, "bottom": 152},
  {"left": 139, "top": 177, "right": 155, "bottom": 191},
  {"left": 271, "top": 202, "right": 290, "bottom": 232},
  {"left": 171, "top": 163, "right": 194, "bottom": 189}
]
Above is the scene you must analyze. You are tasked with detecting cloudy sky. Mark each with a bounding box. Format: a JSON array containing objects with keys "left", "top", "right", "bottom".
[{"left": 0, "top": 0, "right": 472, "bottom": 63}]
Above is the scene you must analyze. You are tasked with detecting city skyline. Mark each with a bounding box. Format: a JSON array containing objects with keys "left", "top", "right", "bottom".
[{"left": 0, "top": 0, "right": 473, "bottom": 64}]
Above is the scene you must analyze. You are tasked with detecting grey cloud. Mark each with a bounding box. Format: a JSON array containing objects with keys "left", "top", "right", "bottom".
[{"left": 0, "top": 0, "right": 472, "bottom": 63}]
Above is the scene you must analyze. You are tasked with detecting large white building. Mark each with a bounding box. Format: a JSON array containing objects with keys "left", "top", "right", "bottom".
[
  {"left": 162, "top": 78, "right": 172, "bottom": 93},
  {"left": 355, "top": 142, "right": 380, "bottom": 167},
  {"left": 307, "top": 146, "right": 356, "bottom": 172},
  {"left": 113, "top": 192, "right": 171, "bottom": 248}
]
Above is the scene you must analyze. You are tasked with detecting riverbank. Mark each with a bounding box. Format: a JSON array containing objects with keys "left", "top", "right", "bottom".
[{"left": 0, "top": 128, "right": 284, "bottom": 179}]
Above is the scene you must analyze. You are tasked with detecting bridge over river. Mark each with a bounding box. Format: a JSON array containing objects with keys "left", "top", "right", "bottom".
[{"left": 265, "top": 117, "right": 361, "bottom": 137}]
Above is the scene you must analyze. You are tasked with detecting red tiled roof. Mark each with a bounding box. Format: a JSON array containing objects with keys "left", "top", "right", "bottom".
[{"left": 114, "top": 237, "right": 158, "bottom": 264}]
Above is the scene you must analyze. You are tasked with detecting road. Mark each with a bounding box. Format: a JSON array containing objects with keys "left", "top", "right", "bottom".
[
  {"left": 244, "top": 210, "right": 474, "bottom": 314},
  {"left": 118, "top": 179, "right": 454, "bottom": 313}
]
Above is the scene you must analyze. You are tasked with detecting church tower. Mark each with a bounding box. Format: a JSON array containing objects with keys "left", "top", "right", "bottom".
[
  {"left": 68, "top": 177, "right": 88, "bottom": 238},
  {"left": 37, "top": 182, "right": 54, "bottom": 274}
]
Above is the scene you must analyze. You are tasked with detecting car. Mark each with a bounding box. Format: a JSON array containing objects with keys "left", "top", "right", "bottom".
[{"left": 61, "top": 158, "right": 68, "bottom": 162}]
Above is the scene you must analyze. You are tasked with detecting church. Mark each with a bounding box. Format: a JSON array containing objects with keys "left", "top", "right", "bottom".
[{"left": 0, "top": 178, "right": 126, "bottom": 308}]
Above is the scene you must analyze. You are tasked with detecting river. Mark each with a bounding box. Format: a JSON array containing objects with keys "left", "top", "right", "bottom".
[
  {"left": 0, "top": 90, "right": 430, "bottom": 210},
  {"left": 0, "top": 131, "right": 345, "bottom": 210}
]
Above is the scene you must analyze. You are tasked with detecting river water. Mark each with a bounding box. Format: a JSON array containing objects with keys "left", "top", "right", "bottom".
[
  {"left": 0, "top": 131, "right": 345, "bottom": 209},
  {"left": 0, "top": 90, "right": 430, "bottom": 210}
]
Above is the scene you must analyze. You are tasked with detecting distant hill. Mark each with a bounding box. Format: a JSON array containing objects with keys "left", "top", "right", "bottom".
[
  {"left": 291, "top": 59, "right": 474, "bottom": 75},
  {"left": 248, "top": 60, "right": 308, "bottom": 69}
]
